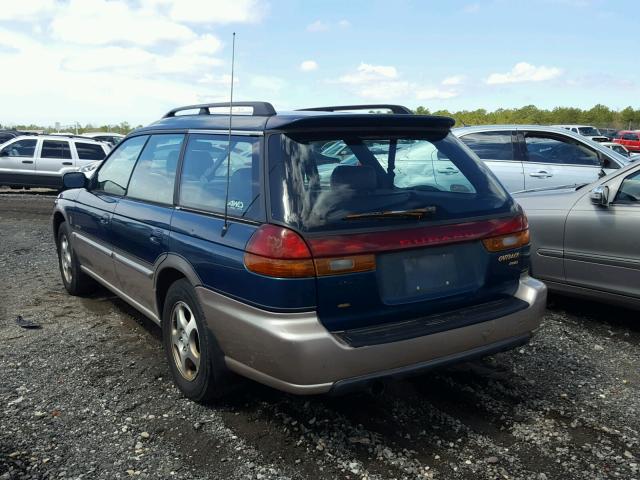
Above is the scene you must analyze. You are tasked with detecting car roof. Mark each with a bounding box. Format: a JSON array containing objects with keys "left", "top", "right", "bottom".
[
  {"left": 133, "top": 102, "right": 455, "bottom": 135},
  {"left": 9, "top": 134, "right": 106, "bottom": 144},
  {"left": 551, "top": 124, "right": 594, "bottom": 128},
  {"left": 453, "top": 124, "right": 583, "bottom": 135},
  {"left": 82, "top": 132, "right": 125, "bottom": 137}
]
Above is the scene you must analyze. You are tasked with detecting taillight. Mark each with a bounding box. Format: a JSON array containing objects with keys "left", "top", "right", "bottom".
[
  {"left": 244, "top": 225, "right": 377, "bottom": 278},
  {"left": 244, "top": 225, "right": 315, "bottom": 278},
  {"left": 482, "top": 214, "right": 530, "bottom": 252}
]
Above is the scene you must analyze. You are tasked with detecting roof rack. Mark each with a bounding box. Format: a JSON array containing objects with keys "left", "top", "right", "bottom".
[
  {"left": 163, "top": 101, "right": 277, "bottom": 118},
  {"left": 297, "top": 104, "right": 414, "bottom": 115}
]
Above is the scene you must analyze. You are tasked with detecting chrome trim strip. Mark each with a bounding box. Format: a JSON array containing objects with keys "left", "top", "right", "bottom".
[
  {"left": 80, "top": 265, "right": 161, "bottom": 324},
  {"left": 564, "top": 251, "right": 640, "bottom": 270},
  {"left": 72, "top": 231, "right": 113, "bottom": 257},
  {"left": 113, "top": 251, "right": 154, "bottom": 278},
  {"left": 187, "top": 129, "right": 263, "bottom": 136}
]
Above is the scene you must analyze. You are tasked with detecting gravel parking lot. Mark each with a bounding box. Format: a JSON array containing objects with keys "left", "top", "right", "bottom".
[{"left": 1, "top": 190, "right": 639, "bottom": 480}]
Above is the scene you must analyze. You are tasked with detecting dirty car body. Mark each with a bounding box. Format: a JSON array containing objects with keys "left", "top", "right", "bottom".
[{"left": 52, "top": 102, "right": 546, "bottom": 400}]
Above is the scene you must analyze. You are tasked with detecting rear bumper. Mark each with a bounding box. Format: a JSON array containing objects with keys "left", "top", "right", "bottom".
[{"left": 196, "top": 275, "right": 547, "bottom": 395}]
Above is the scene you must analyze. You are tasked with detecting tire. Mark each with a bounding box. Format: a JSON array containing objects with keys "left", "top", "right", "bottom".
[
  {"left": 56, "top": 222, "right": 97, "bottom": 296},
  {"left": 162, "top": 279, "right": 233, "bottom": 402}
]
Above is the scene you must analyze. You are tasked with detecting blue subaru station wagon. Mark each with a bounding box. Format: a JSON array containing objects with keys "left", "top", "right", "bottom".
[{"left": 53, "top": 102, "right": 546, "bottom": 401}]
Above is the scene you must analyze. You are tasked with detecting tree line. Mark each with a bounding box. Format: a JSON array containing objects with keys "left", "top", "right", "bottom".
[
  {"left": 0, "top": 121, "right": 140, "bottom": 134},
  {"left": 414, "top": 104, "right": 640, "bottom": 130},
  {"left": 4, "top": 104, "right": 640, "bottom": 132}
]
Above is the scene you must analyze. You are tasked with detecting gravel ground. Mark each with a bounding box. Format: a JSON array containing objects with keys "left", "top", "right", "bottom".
[{"left": 1, "top": 190, "right": 639, "bottom": 480}]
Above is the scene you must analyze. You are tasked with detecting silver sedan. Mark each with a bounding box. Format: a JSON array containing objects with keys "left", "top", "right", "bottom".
[{"left": 514, "top": 161, "right": 640, "bottom": 309}]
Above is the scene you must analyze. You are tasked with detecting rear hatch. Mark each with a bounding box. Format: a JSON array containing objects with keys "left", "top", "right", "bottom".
[{"left": 265, "top": 127, "right": 530, "bottom": 344}]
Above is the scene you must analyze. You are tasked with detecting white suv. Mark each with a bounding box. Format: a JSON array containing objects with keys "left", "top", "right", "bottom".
[{"left": 0, "top": 135, "right": 111, "bottom": 189}]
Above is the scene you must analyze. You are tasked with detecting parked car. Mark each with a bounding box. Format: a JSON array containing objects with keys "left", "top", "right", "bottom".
[
  {"left": 81, "top": 132, "right": 125, "bottom": 146},
  {"left": 52, "top": 102, "right": 546, "bottom": 401},
  {"left": 514, "top": 161, "right": 640, "bottom": 309},
  {"left": 0, "top": 135, "right": 110, "bottom": 189},
  {"left": 613, "top": 130, "right": 640, "bottom": 152},
  {"left": 601, "top": 141, "right": 640, "bottom": 161},
  {"left": 598, "top": 128, "right": 619, "bottom": 141},
  {"left": 552, "top": 125, "right": 609, "bottom": 142},
  {"left": 0, "top": 129, "right": 36, "bottom": 145},
  {"left": 454, "top": 125, "right": 627, "bottom": 193}
]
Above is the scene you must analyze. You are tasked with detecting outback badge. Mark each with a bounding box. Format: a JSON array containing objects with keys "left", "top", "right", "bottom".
[{"left": 498, "top": 252, "right": 520, "bottom": 266}]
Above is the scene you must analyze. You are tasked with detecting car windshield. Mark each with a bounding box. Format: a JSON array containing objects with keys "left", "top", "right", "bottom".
[
  {"left": 268, "top": 131, "right": 512, "bottom": 232},
  {"left": 578, "top": 127, "right": 601, "bottom": 136}
]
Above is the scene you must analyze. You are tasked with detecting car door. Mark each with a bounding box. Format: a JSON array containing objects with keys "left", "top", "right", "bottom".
[
  {"left": 70, "top": 135, "right": 149, "bottom": 286},
  {"left": 457, "top": 130, "right": 524, "bottom": 192},
  {"left": 110, "top": 134, "right": 184, "bottom": 312},
  {"left": 563, "top": 169, "right": 640, "bottom": 298},
  {"left": 37, "top": 139, "right": 74, "bottom": 187},
  {"left": 520, "top": 130, "right": 602, "bottom": 190},
  {"left": 0, "top": 138, "right": 37, "bottom": 185}
]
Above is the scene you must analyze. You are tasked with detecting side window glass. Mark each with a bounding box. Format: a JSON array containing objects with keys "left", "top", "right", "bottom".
[
  {"left": 459, "top": 132, "right": 514, "bottom": 161},
  {"left": 126, "top": 134, "right": 184, "bottom": 205},
  {"left": 524, "top": 134, "right": 599, "bottom": 166},
  {"left": 41, "top": 140, "right": 72, "bottom": 159},
  {"left": 614, "top": 170, "right": 640, "bottom": 204},
  {"left": 95, "top": 136, "right": 148, "bottom": 196},
  {"left": 1, "top": 139, "right": 36, "bottom": 157},
  {"left": 179, "top": 134, "right": 261, "bottom": 219},
  {"left": 76, "top": 142, "right": 106, "bottom": 161}
]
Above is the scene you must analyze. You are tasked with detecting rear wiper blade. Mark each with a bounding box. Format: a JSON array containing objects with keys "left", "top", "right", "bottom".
[{"left": 343, "top": 206, "right": 436, "bottom": 221}]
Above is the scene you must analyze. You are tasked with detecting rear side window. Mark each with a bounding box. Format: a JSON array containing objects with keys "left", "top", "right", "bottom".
[
  {"left": 1, "top": 139, "right": 36, "bottom": 157},
  {"left": 268, "top": 132, "right": 511, "bottom": 232},
  {"left": 41, "top": 140, "right": 71, "bottom": 159},
  {"left": 459, "top": 131, "right": 514, "bottom": 161},
  {"left": 76, "top": 142, "right": 106, "bottom": 161},
  {"left": 95, "top": 136, "right": 148, "bottom": 195},
  {"left": 524, "top": 133, "right": 600, "bottom": 166},
  {"left": 623, "top": 133, "right": 639, "bottom": 141},
  {"left": 126, "top": 134, "right": 183, "bottom": 205},
  {"left": 178, "top": 134, "right": 261, "bottom": 219}
]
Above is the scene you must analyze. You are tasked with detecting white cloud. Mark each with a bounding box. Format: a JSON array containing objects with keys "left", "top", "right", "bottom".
[
  {"left": 168, "top": 0, "right": 266, "bottom": 24},
  {"left": 486, "top": 62, "right": 563, "bottom": 85},
  {"left": 336, "top": 63, "right": 461, "bottom": 101},
  {"left": 442, "top": 75, "right": 465, "bottom": 86},
  {"left": 307, "top": 19, "right": 351, "bottom": 32},
  {"left": 306, "top": 20, "right": 329, "bottom": 32},
  {"left": 416, "top": 88, "right": 459, "bottom": 100},
  {"left": 0, "top": 1, "right": 268, "bottom": 125},
  {"left": 0, "top": 0, "right": 55, "bottom": 20},
  {"left": 300, "top": 60, "right": 318, "bottom": 72},
  {"left": 51, "top": 0, "right": 196, "bottom": 46}
]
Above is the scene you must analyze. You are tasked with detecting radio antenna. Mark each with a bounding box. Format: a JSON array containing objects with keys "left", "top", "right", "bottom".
[{"left": 221, "top": 32, "right": 236, "bottom": 236}]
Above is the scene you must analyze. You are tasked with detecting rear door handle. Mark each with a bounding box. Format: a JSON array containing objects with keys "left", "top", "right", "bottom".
[
  {"left": 62, "top": 162, "right": 73, "bottom": 166},
  {"left": 529, "top": 170, "right": 553, "bottom": 178},
  {"left": 22, "top": 160, "right": 34, "bottom": 164}
]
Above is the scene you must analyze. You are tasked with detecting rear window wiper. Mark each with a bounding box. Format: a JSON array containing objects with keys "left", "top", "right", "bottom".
[{"left": 342, "top": 206, "right": 436, "bottom": 221}]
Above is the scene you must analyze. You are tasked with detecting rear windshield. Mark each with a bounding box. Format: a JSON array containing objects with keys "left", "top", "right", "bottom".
[
  {"left": 268, "top": 131, "right": 513, "bottom": 232},
  {"left": 578, "top": 127, "right": 600, "bottom": 136}
]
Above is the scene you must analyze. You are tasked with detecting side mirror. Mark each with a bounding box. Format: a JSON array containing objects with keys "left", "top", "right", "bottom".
[
  {"left": 62, "top": 171, "right": 87, "bottom": 190},
  {"left": 590, "top": 185, "right": 610, "bottom": 206},
  {"left": 0, "top": 149, "right": 8, "bottom": 157}
]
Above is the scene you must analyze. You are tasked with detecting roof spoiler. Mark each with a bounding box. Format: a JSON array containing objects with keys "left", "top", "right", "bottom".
[
  {"left": 297, "top": 104, "right": 414, "bottom": 115},
  {"left": 163, "top": 101, "right": 277, "bottom": 118}
]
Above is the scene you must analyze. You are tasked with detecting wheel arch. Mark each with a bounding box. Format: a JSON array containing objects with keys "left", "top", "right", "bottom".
[
  {"left": 154, "top": 254, "right": 202, "bottom": 320},
  {"left": 52, "top": 209, "right": 68, "bottom": 247}
]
